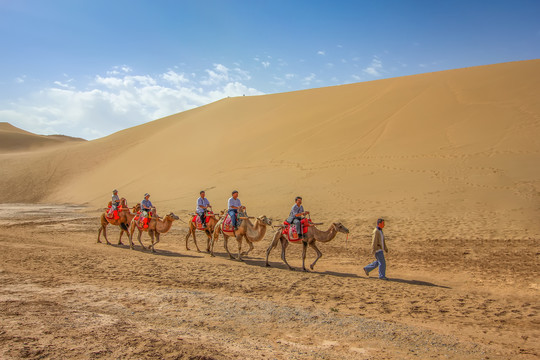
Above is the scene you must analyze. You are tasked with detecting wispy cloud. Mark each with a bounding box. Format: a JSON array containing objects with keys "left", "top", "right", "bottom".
[
  {"left": 317, "top": 50, "right": 325, "bottom": 55},
  {"left": 0, "top": 64, "right": 263, "bottom": 139},
  {"left": 362, "top": 57, "right": 383, "bottom": 76}
]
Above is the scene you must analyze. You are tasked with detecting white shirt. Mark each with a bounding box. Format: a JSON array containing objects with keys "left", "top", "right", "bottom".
[{"left": 228, "top": 197, "right": 241, "bottom": 209}]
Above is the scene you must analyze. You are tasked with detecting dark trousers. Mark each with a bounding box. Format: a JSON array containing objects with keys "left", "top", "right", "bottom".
[{"left": 198, "top": 211, "right": 206, "bottom": 225}]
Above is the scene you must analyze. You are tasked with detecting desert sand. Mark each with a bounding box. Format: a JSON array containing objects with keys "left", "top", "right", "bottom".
[{"left": 0, "top": 60, "right": 539, "bottom": 359}]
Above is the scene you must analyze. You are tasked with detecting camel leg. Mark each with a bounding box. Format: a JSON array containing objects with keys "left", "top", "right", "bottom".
[
  {"left": 148, "top": 230, "right": 156, "bottom": 253},
  {"left": 280, "top": 238, "right": 295, "bottom": 271},
  {"left": 102, "top": 225, "right": 111, "bottom": 245},
  {"left": 265, "top": 231, "right": 282, "bottom": 267},
  {"left": 205, "top": 230, "right": 212, "bottom": 252},
  {"left": 301, "top": 240, "right": 310, "bottom": 272},
  {"left": 151, "top": 232, "right": 160, "bottom": 253},
  {"left": 236, "top": 235, "right": 245, "bottom": 261},
  {"left": 209, "top": 227, "right": 220, "bottom": 257},
  {"left": 118, "top": 230, "right": 124, "bottom": 245},
  {"left": 309, "top": 242, "right": 323, "bottom": 270},
  {"left": 97, "top": 226, "right": 103, "bottom": 243},
  {"left": 128, "top": 223, "right": 135, "bottom": 249},
  {"left": 184, "top": 228, "right": 192, "bottom": 251},
  {"left": 224, "top": 234, "right": 235, "bottom": 259},
  {"left": 192, "top": 230, "right": 201, "bottom": 253},
  {"left": 242, "top": 241, "right": 254, "bottom": 257},
  {"left": 137, "top": 230, "right": 146, "bottom": 250}
]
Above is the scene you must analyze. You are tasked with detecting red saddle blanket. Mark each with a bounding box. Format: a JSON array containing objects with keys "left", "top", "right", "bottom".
[
  {"left": 133, "top": 212, "right": 150, "bottom": 229},
  {"left": 221, "top": 214, "right": 235, "bottom": 233},
  {"left": 282, "top": 218, "right": 312, "bottom": 242},
  {"left": 191, "top": 212, "right": 213, "bottom": 230},
  {"left": 106, "top": 204, "right": 123, "bottom": 220}
]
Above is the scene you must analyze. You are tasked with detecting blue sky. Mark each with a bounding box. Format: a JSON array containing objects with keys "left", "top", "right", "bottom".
[{"left": 1, "top": 0, "right": 539, "bottom": 139}]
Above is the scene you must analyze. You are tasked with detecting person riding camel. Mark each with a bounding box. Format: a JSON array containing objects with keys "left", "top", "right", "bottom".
[
  {"left": 196, "top": 191, "right": 211, "bottom": 228},
  {"left": 108, "top": 189, "right": 121, "bottom": 219},
  {"left": 227, "top": 190, "right": 245, "bottom": 230},
  {"left": 286, "top": 196, "right": 309, "bottom": 239},
  {"left": 140, "top": 193, "right": 154, "bottom": 228}
]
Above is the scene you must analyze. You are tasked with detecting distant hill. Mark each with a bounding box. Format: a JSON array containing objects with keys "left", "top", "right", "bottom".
[
  {"left": 0, "top": 122, "right": 86, "bottom": 153},
  {"left": 0, "top": 60, "right": 539, "bottom": 238}
]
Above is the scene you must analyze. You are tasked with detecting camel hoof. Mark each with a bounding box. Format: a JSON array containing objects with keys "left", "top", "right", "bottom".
[
  {"left": 265, "top": 263, "right": 271, "bottom": 267},
  {"left": 186, "top": 247, "right": 190, "bottom": 251},
  {"left": 210, "top": 254, "right": 215, "bottom": 257},
  {"left": 302, "top": 268, "right": 310, "bottom": 273},
  {"left": 310, "top": 265, "right": 315, "bottom": 270}
]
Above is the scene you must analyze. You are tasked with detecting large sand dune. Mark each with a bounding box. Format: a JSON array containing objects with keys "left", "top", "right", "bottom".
[{"left": 1, "top": 60, "right": 539, "bottom": 237}]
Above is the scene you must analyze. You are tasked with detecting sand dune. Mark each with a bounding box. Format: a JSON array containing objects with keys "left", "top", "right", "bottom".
[
  {"left": 0, "top": 60, "right": 539, "bottom": 238},
  {"left": 0, "top": 122, "right": 85, "bottom": 153}
]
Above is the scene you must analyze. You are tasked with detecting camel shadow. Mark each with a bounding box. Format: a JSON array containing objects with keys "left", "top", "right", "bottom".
[
  {"left": 385, "top": 277, "right": 451, "bottom": 289},
  {"left": 108, "top": 244, "right": 201, "bottom": 258}
]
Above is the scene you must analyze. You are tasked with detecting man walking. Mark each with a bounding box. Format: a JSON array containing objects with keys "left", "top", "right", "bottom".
[{"left": 363, "top": 218, "right": 389, "bottom": 280}]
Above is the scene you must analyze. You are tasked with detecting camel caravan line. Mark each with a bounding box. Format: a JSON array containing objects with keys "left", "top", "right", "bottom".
[{"left": 99, "top": 196, "right": 350, "bottom": 271}]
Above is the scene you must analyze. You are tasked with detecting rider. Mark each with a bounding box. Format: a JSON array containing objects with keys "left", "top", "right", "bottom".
[
  {"left": 196, "top": 190, "right": 211, "bottom": 228},
  {"left": 227, "top": 190, "right": 244, "bottom": 230},
  {"left": 108, "top": 189, "right": 121, "bottom": 218},
  {"left": 140, "top": 193, "right": 153, "bottom": 228},
  {"left": 286, "top": 196, "right": 309, "bottom": 238}
]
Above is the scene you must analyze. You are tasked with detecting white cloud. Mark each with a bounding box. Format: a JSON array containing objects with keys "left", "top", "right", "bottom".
[
  {"left": 317, "top": 50, "right": 325, "bottom": 55},
  {"left": 285, "top": 73, "right": 295, "bottom": 79},
  {"left": 261, "top": 61, "right": 270, "bottom": 68},
  {"left": 15, "top": 76, "right": 26, "bottom": 83},
  {"left": 0, "top": 64, "right": 264, "bottom": 140},
  {"left": 302, "top": 73, "right": 316, "bottom": 85},
  {"left": 362, "top": 57, "right": 383, "bottom": 76}
]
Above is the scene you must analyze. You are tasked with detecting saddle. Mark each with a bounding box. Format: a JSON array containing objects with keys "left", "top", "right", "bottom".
[
  {"left": 134, "top": 210, "right": 152, "bottom": 229},
  {"left": 192, "top": 211, "right": 214, "bottom": 231},
  {"left": 106, "top": 203, "right": 122, "bottom": 220},
  {"left": 282, "top": 218, "right": 312, "bottom": 242},
  {"left": 221, "top": 212, "right": 244, "bottom": 233}
]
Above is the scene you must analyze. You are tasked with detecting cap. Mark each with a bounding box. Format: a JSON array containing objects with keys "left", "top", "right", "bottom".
[
  {"left": 144, "top": 193, "right": 150, "bottom": 197},
  {"left": 377, "top": 218, "right": 385, "bottom": 225}
]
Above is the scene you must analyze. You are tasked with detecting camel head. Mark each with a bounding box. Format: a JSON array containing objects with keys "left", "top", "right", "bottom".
[
  {"left": 120, "top": 197, "right": 128, "bottom": 207},
  {"left": 165, "top": 212, "right": 180, "bottom": 221},
  {"left": 332, "top": 222, "right": 349, "bottom": 234},
  {"left": 256, "top": 215, "right": 273, "bottom": 226},
  {"left": 133, "top": 203, "right": 141, "bottom": 212}
]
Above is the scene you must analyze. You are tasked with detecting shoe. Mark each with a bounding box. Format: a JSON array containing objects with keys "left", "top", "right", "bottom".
[
  {"left": 379, "top": 276, "right": 389, "bottom": 280},
  {"left": 363, "top": 267, "right": 369, "bottom": 277}
]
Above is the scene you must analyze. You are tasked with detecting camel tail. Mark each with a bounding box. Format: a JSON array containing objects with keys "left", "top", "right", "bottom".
[{"left": 120, "top": 223, "right": 128, "bottom": 231}]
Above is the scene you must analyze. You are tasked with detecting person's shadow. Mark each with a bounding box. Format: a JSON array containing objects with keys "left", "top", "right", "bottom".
[{"left": 385, "top": 277, "right": 451, "bottom": 289}]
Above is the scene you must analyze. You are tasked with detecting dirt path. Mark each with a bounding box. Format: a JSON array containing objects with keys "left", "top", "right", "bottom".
[{"left": 0, "top": 204, "right": 538, "bottom": 359}]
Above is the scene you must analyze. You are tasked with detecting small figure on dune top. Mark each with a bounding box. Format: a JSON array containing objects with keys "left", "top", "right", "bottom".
[{"left": 363, "top": 218, "right": 389, "bottom": 280}]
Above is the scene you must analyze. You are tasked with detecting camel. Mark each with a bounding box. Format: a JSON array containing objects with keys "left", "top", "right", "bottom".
[
  {"left": 210, "top": 213, "right": 273, "bottom": 261},
  {"left": 265, "top": 221, "right": 349, "bottom": 271},
  {"left": 129, "top": 211, "right": 179, "bottom": 252},
  {"left": 97, "top": 198, "right": 140, "bottom": 246},
  {"left": 185, "top": 210, "right": 224, "bottom": 253}
]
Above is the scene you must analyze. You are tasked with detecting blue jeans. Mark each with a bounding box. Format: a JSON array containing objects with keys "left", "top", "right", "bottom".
[
  {"left": 365, "top": 251, "right": 386, "bottom": 278},
  {"left": 228, "top": 209, "right": 238, "bottom": 227}
]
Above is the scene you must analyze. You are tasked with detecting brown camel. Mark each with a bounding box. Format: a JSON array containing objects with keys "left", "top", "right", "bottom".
[
  {"left": 185, "top": 210, "right": 224, "bottom": 252},
  {"left": 211, "top": 214, "right": 273, "bottom": 260},
  {"left": 97, "top": 198, "right": 140, "bottom": 245},
  {"left": 129, "top": 211, "right": 179, "bottom": 252},
  {"left": 265, "top": 222, "right": 349, "bottom": 271}
]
